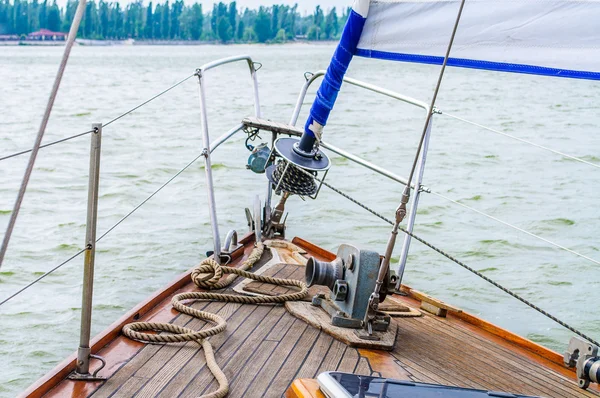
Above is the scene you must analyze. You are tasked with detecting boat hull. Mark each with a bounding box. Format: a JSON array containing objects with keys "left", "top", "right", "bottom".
[{"left": 22, "top": 235, "right": 600, "bottom": 397}]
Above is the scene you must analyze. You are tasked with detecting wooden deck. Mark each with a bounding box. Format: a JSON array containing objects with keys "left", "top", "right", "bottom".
[{"left": 25, "top": 236, "right": 600, "bottom": 398}]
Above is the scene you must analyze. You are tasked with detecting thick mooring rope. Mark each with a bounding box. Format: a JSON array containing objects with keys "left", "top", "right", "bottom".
[{"left": 122, "top": 242, "right": 308, "bottom": 398}]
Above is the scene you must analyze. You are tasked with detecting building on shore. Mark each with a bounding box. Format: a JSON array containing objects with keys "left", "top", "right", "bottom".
[
  {"left": 26, "top": 29, "right": 67, "bottom": 41},
  {"left": 0, "top": 34, "right": 19, "bottom": 41}
]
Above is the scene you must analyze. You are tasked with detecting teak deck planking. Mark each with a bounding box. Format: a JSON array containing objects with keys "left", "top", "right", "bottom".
[{"left": 24, "top": 235, "right": 600, "bottom": 398}]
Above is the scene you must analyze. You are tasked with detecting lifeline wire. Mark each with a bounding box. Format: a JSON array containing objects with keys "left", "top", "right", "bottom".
[
  {"left": 102, "top": 73, "right": 196, "bottom": 128},
  {"left": 0, "top": 249, "right": 85, "bottom": 307},
  {"left": 296, "top": 168, "right": 599, "bottom": 347},
  {"left": 428, "top": 190, "right": 600, "bottom": 266},
  {"left": 0, "top": 130, "right": 95, "bottom": 162},
  {"left": 437, "top": 109, "right": 600, "bottom": 170},
  {"left": 0, "top": 151, "right": 205, "bottom": 307},
  {"left": 0, "top": 0, "right": 87, "bottom": 270},
  {"left": 0, "top": 74, "right": 196, "bottom": 163}
]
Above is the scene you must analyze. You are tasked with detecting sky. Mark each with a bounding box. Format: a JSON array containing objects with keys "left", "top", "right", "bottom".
[{"left": 54, "top": 0, "right": 352, "bottom": 14}]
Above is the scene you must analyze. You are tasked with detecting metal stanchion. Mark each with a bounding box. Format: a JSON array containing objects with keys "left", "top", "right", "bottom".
[
  {"left": 196, "top": 72, "right": 222, "bottom": 262},
  {"left": 69, "top": 123, "right": 106, "bottom": 380}
]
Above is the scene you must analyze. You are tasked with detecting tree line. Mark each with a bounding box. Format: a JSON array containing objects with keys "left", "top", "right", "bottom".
[{"left": 0, "top": 0, "right": 349, "bottom": 42}]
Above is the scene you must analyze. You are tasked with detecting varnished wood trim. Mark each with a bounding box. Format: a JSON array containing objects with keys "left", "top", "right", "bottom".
[
  {"left": 285, "top": 379, "right": 325, "bottom": 398},
  {"left": 357, "top": 349, "right": 412, "bottom": 380},
  {"left": 291, "top": 237, "right": 336, "bottom": 261},
  {"left": 451, "top": 310, "right": 565, "bottom": 365},
  {"left": 396, "top": 285, "right": 566, "bottom": 367},
  {"left": 21, "top": 233, "right": 255, "bottom": 398},
  {"left": 404, "top": 287, "right": 462, "bottom": 313}
]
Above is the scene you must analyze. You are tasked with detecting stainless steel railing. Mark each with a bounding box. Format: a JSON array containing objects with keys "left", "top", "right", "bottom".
[
  {"left": 2, "top": 54, "right": 599, "bottom": 382},
  {"left": 68, "top": 55, "right": 262, "bottom": 377},
  {"left": 0, "top": 56, "right": 263, "bottom": 379},
  {"left": 196, "top": 55, "right": 261, "bottom": 262},
  {"left": 288, "top": 70, "right": 434, "bottom": 285},
  {"left": 0, "top": 61, "right": 462, "bottom": 378}
]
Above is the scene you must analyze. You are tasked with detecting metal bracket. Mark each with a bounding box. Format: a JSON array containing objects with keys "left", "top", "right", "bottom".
[
  {"left": 68, "top": 354, "right": 106, "bottom": 381},
  {"left": 221, "top": 230, "right": 242, "bottom": 258},
  {"left": 264, "top": 192, "right": 288, "bottom": 238},
  {"left": 311, "top": 294, "right": 390, "bottom": 334},
  {"left": 245, "top": 208, "right": 253, "bottom": 232},
  {"left": 564, "top": 336, "right": 600, "bottom": 389},
  {"left": 312, "top": 294, "right": 362, "bottom": 329},
  {"left": 219, "top": 230, "right": 240, "bottom": 264},
  {"left": 355, "top": 326, "right": 380, "bottom": 341},
  {"left": 253, "top": 195, "right": 262, "bottom": 243}
]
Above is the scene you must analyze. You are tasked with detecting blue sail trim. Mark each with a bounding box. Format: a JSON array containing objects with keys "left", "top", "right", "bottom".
[
  {"left": 355, "top": 49, "right": 600, "bottom": 81},
  {"left": 304, "top": 10, "right": 366, "bottom": 137}
]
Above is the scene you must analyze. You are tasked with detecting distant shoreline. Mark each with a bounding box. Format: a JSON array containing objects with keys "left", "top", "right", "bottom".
[{"left": 0, "top": 39, "right": 338, "bottom": 47}]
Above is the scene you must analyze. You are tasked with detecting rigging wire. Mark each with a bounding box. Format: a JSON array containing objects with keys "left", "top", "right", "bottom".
[
  {"left": 427, "top": 190, "right": 600, "bottom": 266},
  {"left": 296, "top": 167, "right": 599, "bottom": 347},
  {"left": 0, "top": 0, "right": 88, "bottom": 271},
  {"left": 437, "top": 109, "right": 600, "bottom": 170},
  {"left": 95, "top": 151, "right": 204, "bottom": 243},
  {"left": 0, "top": 249, "right": 86, "bottom": 307},
  {"left": 402, "top": 0, "right": 466, "bottom": 198},
  {"left": 0, "top": 130, "right": 95, "bottom": 162},
  {"left": 0, "top": 73, "right": 196, "bottom": 163},
  {"left": 101, "top": 73, "right": 196, "bottom": 129},
  {"left": 0, "top": 151, "right": 204, "bottom": 308}
]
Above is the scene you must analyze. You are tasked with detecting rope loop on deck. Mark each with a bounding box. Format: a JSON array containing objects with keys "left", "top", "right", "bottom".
[
  {"left": 191, "top": 241, "right": 265, "bottom": 290},
  {"left": 122, "top": 242, "right": 308, "bottom": 398}
]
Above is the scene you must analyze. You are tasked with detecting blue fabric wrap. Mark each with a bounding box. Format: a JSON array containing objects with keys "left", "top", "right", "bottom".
[
  {"left": 355, "top": 49, "right": 600, "bottom": 81},
  {"left": 304, "top": 10, "right": 366, "bottom": 137}
]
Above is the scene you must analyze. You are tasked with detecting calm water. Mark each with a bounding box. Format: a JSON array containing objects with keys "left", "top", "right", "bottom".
[{"left": 0, "top": 44, "right": 599, "bottom": 396}]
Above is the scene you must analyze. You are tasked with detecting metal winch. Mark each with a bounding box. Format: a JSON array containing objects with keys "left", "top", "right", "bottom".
[
  {"left": 263, "top": 137, "right": 331, "bottom": 237},
  {"left": 265, "top": 137, "right": 330, "bottom": 198},
  {"left": 306, "top": 244, "right": 396, "bottom": 338},
  {"left": 564, "top": 336, "right": 600, "bottom": 389},
  {"left": 241, "top": 118, "right": 332, "bottom": 238}
]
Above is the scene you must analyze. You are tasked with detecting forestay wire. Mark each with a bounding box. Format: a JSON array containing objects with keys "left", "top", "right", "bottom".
[
  {"left": 402, "top": 0, "right": 466, "bottom": 198},
  {"left": 0, "top": 72, "right": 196, "bottom": 285},
  {"left": 0, "top": 0, "right": 88, "bottom": 271},
  {"left": 296, "top": 167, "right": 599, "bottom": 347}
]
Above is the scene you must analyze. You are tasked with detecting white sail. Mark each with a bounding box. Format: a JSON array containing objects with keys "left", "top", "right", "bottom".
[{"left": 356, "top": 0, "right": 600, "bottom": 80}]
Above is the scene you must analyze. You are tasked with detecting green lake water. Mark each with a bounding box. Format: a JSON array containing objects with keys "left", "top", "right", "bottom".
[{"left": 1, "top": 43, "right": 599, "bottom": 396}]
